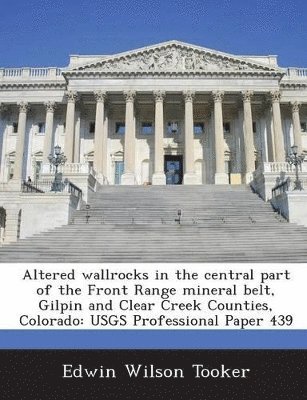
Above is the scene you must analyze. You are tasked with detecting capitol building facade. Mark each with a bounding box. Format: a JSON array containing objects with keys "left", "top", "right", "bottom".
[
  {"left": 0, "top": 40, "right": 307, "bottom": 244},
  {"left": 0, "top": 40, "right": 306, "bottom": 188}
]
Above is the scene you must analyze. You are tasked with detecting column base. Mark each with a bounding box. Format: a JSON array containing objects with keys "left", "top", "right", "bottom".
[
  {"left": 8, "top": 179, "right": 22, "bottom": 191},
  {"left": 244, "top": 172, "right": 253, "bottom": 184},
  {"left": 183, "top": 172, "right": 199, "bottom": 185},
  {"left": 214, "top": 173, "right": 229, "bottom": 185},
  {"left": 152, "top": 172, "right": 166, "bottom": 185},
  {"left": 121, "top": 172, "right": 136, "bottom": 185},
  {"left": 96, "top": 173, "right": 109, "bottom": 185}
]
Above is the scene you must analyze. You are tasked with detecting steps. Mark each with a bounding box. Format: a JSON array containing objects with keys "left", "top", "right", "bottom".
[{"left": 1, "top": 184, "right": 307, "bottom": 262}]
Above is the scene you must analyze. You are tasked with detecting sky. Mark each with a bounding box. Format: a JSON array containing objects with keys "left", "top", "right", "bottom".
[{"left": 1, "top": 0, "right": 307, "bottom": 68}]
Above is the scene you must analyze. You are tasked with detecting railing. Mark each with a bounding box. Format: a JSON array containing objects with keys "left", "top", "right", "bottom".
[
  {"left": 21, "top": 181, "right": 44, "bottom": 193},
  {"left": 272, "top": 179, "right": 290, "bottom": 197},
  {"left": 3, "top": 68, "right": 23, "bottom": 77},
  {"left": 263, "top": 162, "right": 307, "bottom": 173},
  {"left": 285, "top": 68, "right": 307, "bottom": 78},
  {"left": 34, "top": 179, "right": 54, "bottom": 192},
  {"left": 0, "top": 67, "right": 64, "bottom": 80},
  {"left": 29, "top": 68, "right": 49, "bottom": 77},
  {"left": 21, "top": 178, "right": 82, "bottom": 199},
  {"left": 41, "top": 163, "right": 91, "bottom": 174},
  {"left": 64, "top": 179, "right": 82, "bottom": 199}
]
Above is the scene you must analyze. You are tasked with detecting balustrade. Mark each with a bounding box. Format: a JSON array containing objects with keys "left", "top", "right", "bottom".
[
  {"left": 41, "top": 162, "right": 91, "bottom": 174},
  {"left": 0, "top": 67, "right": 63, "bottom": 80},
  {"left": 263, "top": 162, "right": 307, "bottom": 173},
  {"left": 286, "top": 68, "right": 307, "bottom": 78}
]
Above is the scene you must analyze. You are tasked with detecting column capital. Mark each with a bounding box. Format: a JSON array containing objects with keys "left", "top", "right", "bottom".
[
  {"left": 18, "top": 102, "right": 30, "bottom": 113},
  {"left": 94, "top": 90, "right": 107, "bottom": 103},
  {"left": 291, "top": 101, "right": 301, "bottom": 113},
  {"left": 183, "top": 90, "right": 195, "bottom": 102},
  {"left": 44, "top": 101, "right": 57, "bottom": 113},
  {"left": 269, "top": 90, "right": 281, "bottom": 103},
  {"left": 212, "top": 91, "right": 224, "bottom": 103},
  {"left": 153, "top": 90, "right": 166, "bottom": 102},
  {"left": 242, "top": 90, "right": 254, "bottom": 102},
  {"left": 65, "top": 90, "right": 79, "bottom": 103},
  {"left": 123, "top": 90, "right": 136, "bottom": 103}
]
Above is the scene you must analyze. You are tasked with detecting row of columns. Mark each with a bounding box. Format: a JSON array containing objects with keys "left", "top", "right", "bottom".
[{"left": 5, "top": 90, "right": 304, "bottom": 186}]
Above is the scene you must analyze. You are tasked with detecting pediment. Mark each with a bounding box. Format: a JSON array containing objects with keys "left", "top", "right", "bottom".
[
  {"left": 69, "top": 40, "right": 282, "bottom": 77},
  {"left": 33, "top": 151, "right": 43, "bottom": 157}
]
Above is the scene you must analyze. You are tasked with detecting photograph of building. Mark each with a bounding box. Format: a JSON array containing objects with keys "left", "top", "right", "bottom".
[{"left": 0, "top": 40, "right": 307, "bottom": 261}]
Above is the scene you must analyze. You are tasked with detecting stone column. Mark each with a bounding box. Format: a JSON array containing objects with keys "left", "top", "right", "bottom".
[
  {"left": 263, "top": 103, "right": 275, "bottom": 162},
  {"left": 64, "top": 91, "right": 78, "bottom": 163},
  {"left": 242, "top": 91, "right": 255, "bottom": 182},
  {"left": 94, "top": 91, "right": 107, "bottom": 178},
  {"left": 183, "top": 90, "right": 198, "bottom": 184},
  {"left": 152, "top": 90, "right": 166, "bottom": 185},
  {"left": 212, "top": 91, "right": 228, "bottom": 184},
  {"left": 270, "top": 91, "right": 285, "bottom": 162},
  {"left": 122, "top": 90, "right": 136, "bottom": 185},
  {"left": 12, "top": 102, "right": 29, "bottom": 183},
  {"left": 74, "top": 111, "right": 81, "bottom": 163},
  {"left": 0, "top": 103, "right": 8, "bottom": 183},
  {"left": 102, "top": 113, "right": 109, "bottom": 182},
  {"left": 43, "top": 101, "right": 56, "bottom": 163},
  {"left": 291, "top": 101, "right": 303, "bottom": 154}
]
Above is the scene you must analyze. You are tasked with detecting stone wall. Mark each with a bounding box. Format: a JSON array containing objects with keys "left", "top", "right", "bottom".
[
  {"left": 271, "top": 191, "right": 307, "bottom": 227},
  {"left": 0, "top": 191, "right": 81, "bottom": 243}
]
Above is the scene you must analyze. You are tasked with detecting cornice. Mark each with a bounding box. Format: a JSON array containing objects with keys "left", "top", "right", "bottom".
[
  {"left": 0, "top": 82, "right": 66, "bottom": 90},
  {"left": 280, "top": 82, "right": 307, "bottom": 89},
  {"left": 64, "top": 69, "right": 284, "bottom": 79}
]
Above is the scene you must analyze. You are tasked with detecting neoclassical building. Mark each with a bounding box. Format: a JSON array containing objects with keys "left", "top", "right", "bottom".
[{"left": 0, "top": 40, "right": 307, "bottom": 189}]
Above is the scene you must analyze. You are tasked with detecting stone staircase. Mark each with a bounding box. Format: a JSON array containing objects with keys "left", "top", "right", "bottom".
[{"left": 1, "top": 185, "right": 307, "bottom": 262}]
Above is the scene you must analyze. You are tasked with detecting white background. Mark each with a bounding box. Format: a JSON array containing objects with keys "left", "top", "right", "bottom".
[{"left": 0, "top": 263, "right": 305, "bottom": 330}]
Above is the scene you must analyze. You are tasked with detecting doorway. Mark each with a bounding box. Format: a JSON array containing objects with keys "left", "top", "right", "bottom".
[
  {"left": 164, "top": 155, "right": 183, "bottom": 184},
  {"left": 115, "top": 161, "right": 124, "bottom": 184}
]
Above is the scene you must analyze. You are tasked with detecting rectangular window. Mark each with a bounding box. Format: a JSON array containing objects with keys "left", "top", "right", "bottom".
[
  {"left": 223, "top": 122, "right": 231, "bottom": 134},
  {"left": 253, "top": 121, "right": 257, "bottom": 133},
  {"left": 115, "top": 122, "right": 125, "bottom": 135},
  {"left": 167, "top": 121, "right": 178, "bottom": 135},
  {"left": 194, "top": 122, "right": 204, "bottom": 135},
  {"left": 35, "top": 161, "right": 42, "bottom": 180},
  {"left": 9, "top": 161, "right": 14, "bottom": 180},
  {"left": 88, "top": 161, "right": 94, "bottom": 172},
  {"left": 38, "top": 122, "right": 45, "bottom": 134},
  {"left": 12, "top": 122, "right": 18, "bottom": 133},
  {"left": 301, "top": 122, "right": 307, "bottom": 132},
  {"left": 89, "top": 122, "right": 95, "bottom": 134},
  {"left": 141, "top": 122, "right": 153, "bottom": 135}
]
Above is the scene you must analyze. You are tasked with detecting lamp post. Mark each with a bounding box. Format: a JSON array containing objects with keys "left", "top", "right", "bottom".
[
  {"left": 286, "top": 145, "right": 305, "bottom": 191},
  {"left": 48, "top": 145, "right": 67, "bottom": 192},
  {"left": 175, "top": 209, "right": 182, "bottom": 225}
]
